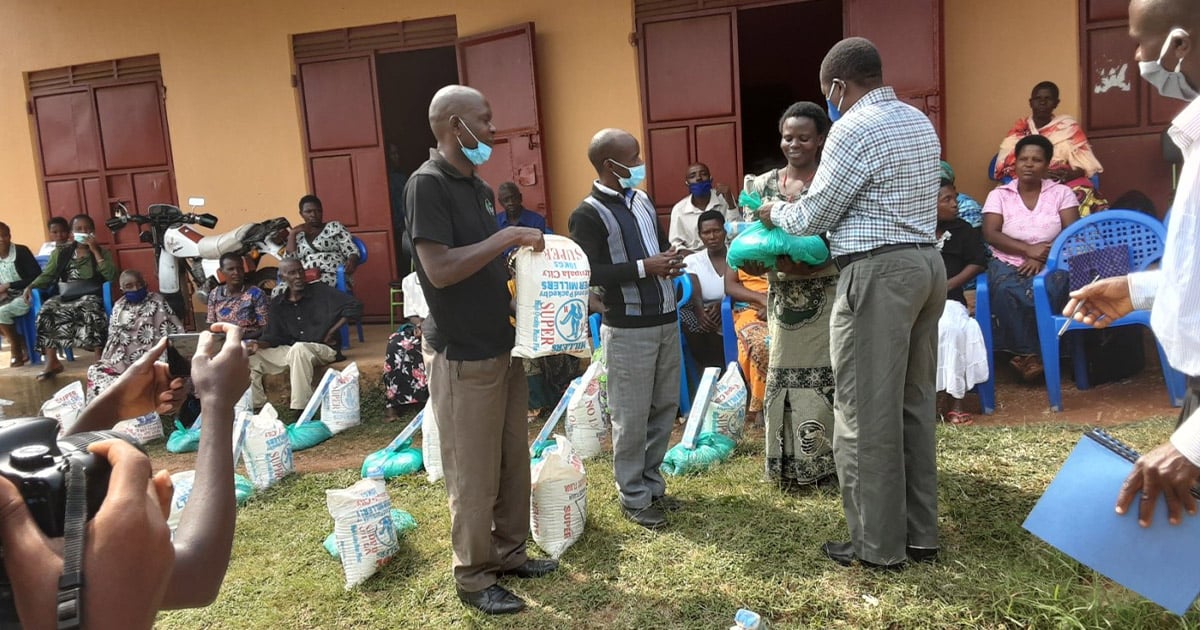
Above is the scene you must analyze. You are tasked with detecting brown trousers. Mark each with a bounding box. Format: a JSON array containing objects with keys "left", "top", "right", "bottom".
[{"left": 428, "top": 350, "right": 530, "bottom": 592}]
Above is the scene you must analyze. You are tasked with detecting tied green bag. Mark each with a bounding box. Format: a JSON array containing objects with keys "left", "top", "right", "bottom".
[
  {"left": 286, "top": 420, "right": 333, "bottom": 451},
  {"left": 726, "top": 221, "right": 829, "bottom": 270},
  {"left": 661, "top": 432, "right": 737, "bottom": 476},
  {"left": 361, "top": 410, "right": 426, "bottom": 479},
  {"left": 322, "top": 508, "right": 417, "bottom": 558},
  {"left": 166, "top": 419, "right": 201, "bottom": 453}
]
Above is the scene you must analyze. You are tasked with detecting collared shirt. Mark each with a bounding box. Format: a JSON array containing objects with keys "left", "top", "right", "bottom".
[
  {"left": 771, "top": 87, "right": 941, "bottom": 256},
  {"left": 406, "top": 148, "right": 514, "bottom": 360},
  {"left": 1126, "top": 96, "right": 1200, "bottom": 465},
  {"left": 206, "top": 284, "right": 270, "bottom": 337},
  {"left": 668, "top": 193, "right": 737, "bottom": 251},
  {"left": 981, "top": 179, "right": 1079, "bottom": 267},
  {"left": 568, "top": 181, "right": 675, "bottom": 328},
  {"left": 260, "top": 281, "right": 362, "bottom": 349},
  {"left": 497, "top": 207, "right": 551, "bottom": 234}
]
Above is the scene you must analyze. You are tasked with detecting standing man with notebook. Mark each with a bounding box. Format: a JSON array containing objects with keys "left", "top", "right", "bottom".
[{"left": 1066, "top": 0, "right": 1200, "bottom": 526}]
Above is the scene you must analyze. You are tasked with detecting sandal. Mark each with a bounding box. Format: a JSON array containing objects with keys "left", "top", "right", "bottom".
[
  {"left": 527, "top": 408, "right": 543, "bottom": 422},
  {"left": 1009, "top": 355, "right": 1045, "bottom": 381},
  {"left": 35, "top": 366, "right": 63, "bottom": 381},
  {"left": 945, "top": 410, "right": 973, "bottom": 426}
]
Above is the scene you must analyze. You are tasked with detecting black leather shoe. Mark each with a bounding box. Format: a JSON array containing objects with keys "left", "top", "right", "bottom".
[
  {"left": 621, "top": 504, "right": 667, "bottom": 529},
  {"left": 500, "top": 558, "right": 559, "bottom": 578},
  {"left": 906, "top": 546, "right": 938, "bottom": 564},
  {"left": 456, "top": 584, "right": 526, "bottom": 615},
  {"left": 821, "top": 541, "right": 856, "bottom": 567},
  {"left": 652, "top": 495, "right": 682, "bottom": 512},
  {"left": 821, "top": 541, "right": 905, "bottom": 571}
]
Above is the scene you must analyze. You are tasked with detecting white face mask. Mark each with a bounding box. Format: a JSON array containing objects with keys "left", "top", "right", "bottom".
[{"left": 1138, "top": 27, "right": 1199, "bottom": 102}]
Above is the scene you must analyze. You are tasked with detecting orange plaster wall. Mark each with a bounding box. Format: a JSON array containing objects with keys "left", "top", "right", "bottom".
[
  {"left": 942, "top": 1, "right": 1083, "bottom": 203},
  {"left": 0, "top": 0, "right": 644, "bottom": 248}
]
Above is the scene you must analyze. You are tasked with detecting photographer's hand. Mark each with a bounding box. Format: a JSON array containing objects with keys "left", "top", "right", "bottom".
[
  {"left": 0, "top": 439, "right": 174, "bottom": 630},
  {"left": 70, "top": 338, "right": 186, "bottom": 435},
  {"left": 161, "top": 324, "right": 249, "bottom": 609}
]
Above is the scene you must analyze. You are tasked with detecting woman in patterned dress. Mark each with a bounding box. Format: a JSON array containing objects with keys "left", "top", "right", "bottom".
[
  {"left": 383, "top": 271, "right": 429, "bottom": 421},
  {"left": 286, "top": 194, "right": 360, "bottom": 288},
  {"left": 741, "top": 102, "right": 838, "bottom": 487},
  {"left": 24, "top": 214, "right": 118, "bottom": 380},
  {"left": 86, "top": 269, "right": 184, "bottom": 399}
]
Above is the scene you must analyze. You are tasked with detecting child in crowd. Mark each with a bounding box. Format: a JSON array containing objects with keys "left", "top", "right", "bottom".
[
  {"left": 382, "top": 270, "right": 430, "bottom": 421},
  {"left": 935, "top": 179, "right": 989, "bottom": 425}
]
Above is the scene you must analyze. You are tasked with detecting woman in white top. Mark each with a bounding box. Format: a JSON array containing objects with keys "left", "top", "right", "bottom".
[{"left": 680, "top": 210, "right": 729, "bottom": 367}]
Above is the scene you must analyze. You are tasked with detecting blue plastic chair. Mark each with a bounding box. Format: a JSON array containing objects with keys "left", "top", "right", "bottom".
[
  {"left": 673, "top": 275, "right": 696, "bottom": 416},
  {"left": 721, "top": 296, "right": 738, "bottom": 367},
  {"left": 335, "top": 236, "right": 368, "bottom": 349},
  {"left": 972, "top": 273, "right": 997, "bottom": 415},
  {"left": 27, "top": 282, "right": 115, "bottom": 365},
  {"left": 589, "top": 312, "right": 601, "bottom": 350},
  {"left": 1033, "top": 209, "right": 1185, "bottom": 411}
]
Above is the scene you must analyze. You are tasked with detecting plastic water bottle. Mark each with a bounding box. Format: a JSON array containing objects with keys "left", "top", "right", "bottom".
[
  {"left": 730, "top": 608, "right": 762, "bottom": 629},
  {"left": 725, "top": 221, "right": 755, "bottom": 238}
]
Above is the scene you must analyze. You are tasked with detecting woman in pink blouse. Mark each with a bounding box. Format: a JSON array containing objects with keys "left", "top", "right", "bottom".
[{"left": 982, "top": 135, "right": 1080, "bottom": 381}]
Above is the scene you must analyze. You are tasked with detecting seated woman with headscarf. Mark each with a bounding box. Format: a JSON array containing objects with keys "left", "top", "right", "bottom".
[
  {"left": 286, "top": 194, "right": 359, "bottom": 288},
  {"left": 679, "top": 210, "right": 728, "bottom": 368},
  {"left": 994, "top": 81, "right": 1106, "bottom": 214},
  {"left": 24, "top": 214, "right": 119, "bottom": 381},
  {"left": 86, "top": 270, "right": 184, "bottom": 399},
  {"left": 983, "top": 135, "right": 1080, "bottom": 382}
]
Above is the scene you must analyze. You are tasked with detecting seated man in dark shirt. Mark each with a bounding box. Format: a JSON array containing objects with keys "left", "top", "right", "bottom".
[{"left": 246, "top": 257, "right": 362, "bottom": 411}]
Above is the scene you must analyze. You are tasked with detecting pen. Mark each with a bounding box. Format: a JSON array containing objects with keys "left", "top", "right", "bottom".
[{"left": 1058, "top": 273, "right": 1101, "bottom": 337}]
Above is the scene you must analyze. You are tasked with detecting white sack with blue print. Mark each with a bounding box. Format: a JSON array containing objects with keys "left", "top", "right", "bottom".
[{"left": 512, "top": 234, "right": 592, "bottom": 359}]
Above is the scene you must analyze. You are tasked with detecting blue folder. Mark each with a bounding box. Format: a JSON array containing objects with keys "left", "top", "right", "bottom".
[{"left": 1023, "top": 429, "right": 1200, "bottom": 615}]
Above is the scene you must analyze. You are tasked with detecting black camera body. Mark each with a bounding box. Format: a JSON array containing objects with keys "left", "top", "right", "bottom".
[{"left": 0, "top": 417, "right": 140, "bottom": 538}]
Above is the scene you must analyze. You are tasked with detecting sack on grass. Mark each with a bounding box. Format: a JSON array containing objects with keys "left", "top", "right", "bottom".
[
  {"left": 241, "top": 404, "right": 294, "bottom": 490},
  {"left": 361, "top": 410, "right": 424, "bottom": 479},
  {"left": 325, "top": 478, "right": 400, "bottom": 589},
  {"left": 726, "top": 221, "right": 829, "bottom": 271},
  {"left": 512, "top": 235, "right": 592, "bottom": 359},
  {"left": 111, "top": 412, "right": 165, "bottom": 445},
  {"left": 286, "top": 420, "right": 333, "bottom": 451},
  {"left": 322, "top": 508, "right": 417, "bottom": 558},
  {"left": 530, "top": 435, "right": 587, "bottom": 559},
  {"left": 565, "top": 361, "right": 609, "bottom": 459},
  {"left": 421, "top": 402, "right": 443, "bottom": 483},
  {"left": 40, "top": 381, "right": 86, "bottom": 434},
  {"left": 708, "top": 363, "right": 748, "bottom": 441},
  {"left": 166, "top": 470, "right": 254, "bottom": 535},
  {"left": 321, "top": 362, "right": 361, "bottom": 433}
]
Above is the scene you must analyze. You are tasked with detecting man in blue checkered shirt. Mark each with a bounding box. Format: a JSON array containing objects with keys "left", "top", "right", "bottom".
[{"left": 760, "top": 37, "right": 947, "bottom": 571}]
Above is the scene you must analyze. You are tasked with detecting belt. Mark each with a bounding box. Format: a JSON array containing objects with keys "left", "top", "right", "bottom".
[{"left": 832, "top": 242, "right": 935, "bottom": 271}]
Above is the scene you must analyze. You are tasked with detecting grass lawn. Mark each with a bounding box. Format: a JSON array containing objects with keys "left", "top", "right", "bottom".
[{"left": 152, "top": 406, "right": 1199, "bottom": 629}]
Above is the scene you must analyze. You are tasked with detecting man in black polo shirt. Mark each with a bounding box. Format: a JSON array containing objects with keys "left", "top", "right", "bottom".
[
  {"left": 246, "top": 257, "right": 361, "bottom": 412},
  {"left": 569, "top": 128, "right": 685, "bottom": 530},
  {"left": 405, "top": 85, "right": 553, "bottom": 616}
]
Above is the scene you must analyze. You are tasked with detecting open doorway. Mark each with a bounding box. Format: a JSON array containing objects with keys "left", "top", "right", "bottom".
[
  {"left": 375, "top": 46, "right": 458, "bottom": 274},
  {"left": 737, "top": 0, "right": 842, "bottom": 175}
]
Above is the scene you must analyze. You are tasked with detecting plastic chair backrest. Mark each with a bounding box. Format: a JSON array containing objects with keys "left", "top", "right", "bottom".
[
  {"left": 352, "top": 236, "right": 367, "bottom": 264},
  {"left": 673, "top": 275, "right": 691, "bottom": 307},
  {"left": 1046, "top": 209, "right": 1166, "bottom": 275},
  {"left": 987, "top": 154, "right": 999, "bottom": 182}
]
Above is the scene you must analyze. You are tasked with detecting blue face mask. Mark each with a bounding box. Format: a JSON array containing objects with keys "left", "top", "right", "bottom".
[
  {"left": 123, "top": 287, "right": 148, "bottom": 304},
  {"left": 688, "top": 180, "right": 713, "bottom": 196},
  {"left": 826, "top": 79, "right": 845, "bottom": 123},
  {"left": 73, "top": 232, "right": 90, "bottom": 244},
  {"left": 610, "top": 160, "right": 646, "bottom": 189},
  {"left": 454, "top": 116, "right": 492, "bottom": 166}
]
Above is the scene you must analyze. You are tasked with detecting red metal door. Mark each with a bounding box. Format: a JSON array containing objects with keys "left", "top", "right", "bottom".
[
  {"left": 296, "top": 55, "right": 394, "bottom": 321},
  {"left": 456, "top": 23, "right": 552, "bottom": 223},
  {"left": 637, "top": 10, "right": 741, "bottom": 226},
  {"left": 844, "top": 0, "right": 946, "bottom": 141},
  {"left": 1080, "top": 0, "right": 1181, "bottom": 216},
  {"left": 29, "top": 61, "right": 175, "bottom": 294}
]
